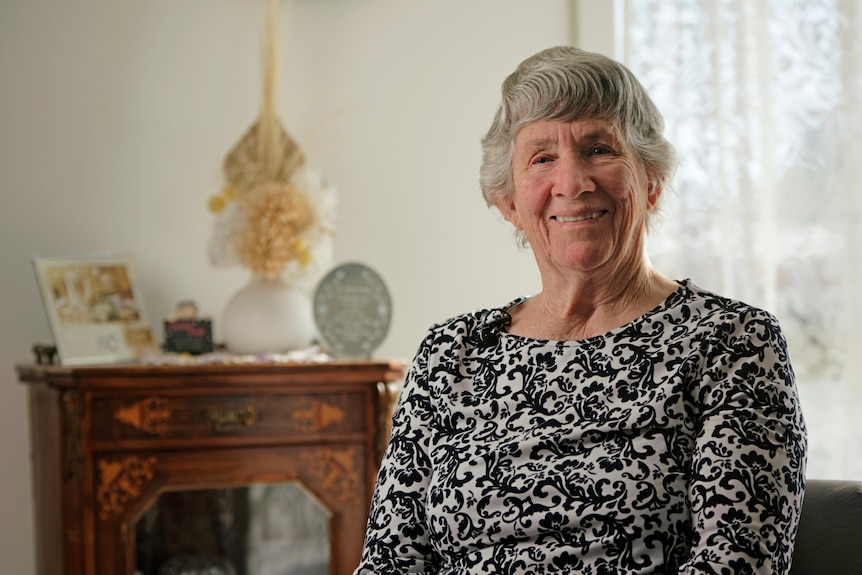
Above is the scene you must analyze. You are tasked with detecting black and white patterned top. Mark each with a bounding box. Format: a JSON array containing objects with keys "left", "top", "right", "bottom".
[{"left": 355, "top": 280, "right": 807, "bottom": 575}]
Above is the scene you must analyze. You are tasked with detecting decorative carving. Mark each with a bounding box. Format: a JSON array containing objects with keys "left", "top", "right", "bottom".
[
  {"left": 293, "top": 399, "right": 345, "bottom": 431},
  {"left": 299, "top": 448, "right": 361, "bottom": 505},
  {"left": 114, "top": 397, "right": 171, "bottom": 435},
  {"left": 96, "top": 455, "right": 157, "bottom": 520},
  {"left": 61, "top": 391, "right": 84, "bottom": 484}
]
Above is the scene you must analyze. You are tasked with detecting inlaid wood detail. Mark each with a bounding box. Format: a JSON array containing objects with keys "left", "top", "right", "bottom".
[
  {"left": 114, "top": 397, "right": 171, "bottom": 435},
  {"left": 96, "top": 455, "right": 158, "bottom": 520},
  {"left": 300, "top": 448, "right": 361, "bottom": 505},
  {"left": 294, "top": 398, "right": 345, "bottom": 431}
]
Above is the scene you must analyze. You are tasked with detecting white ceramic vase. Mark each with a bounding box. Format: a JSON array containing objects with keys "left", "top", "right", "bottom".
[{"left": 221, "top": 274, "right": 316, "bottom": 355}]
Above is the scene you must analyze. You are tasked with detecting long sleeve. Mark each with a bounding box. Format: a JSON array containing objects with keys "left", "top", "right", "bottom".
[
  {"left": 354, "top": 332, "right": 439, "bottom": 574},
  {"left": 680, "top": 309, "right": 807, "bottom": 574}
]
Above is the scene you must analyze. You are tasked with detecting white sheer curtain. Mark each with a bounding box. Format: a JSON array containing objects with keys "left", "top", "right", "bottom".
[{"left": 623, "top": 0, "right": 862, "bottom": 480}]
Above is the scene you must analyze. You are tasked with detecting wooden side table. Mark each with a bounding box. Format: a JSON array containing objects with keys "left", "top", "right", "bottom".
[{"left": 17, "top": 360, "right": 405, "bottom": 575}]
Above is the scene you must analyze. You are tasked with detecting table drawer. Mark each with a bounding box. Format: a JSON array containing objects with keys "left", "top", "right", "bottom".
[{"left": 91, "top": 391, "right": 368, "bottom": 442}]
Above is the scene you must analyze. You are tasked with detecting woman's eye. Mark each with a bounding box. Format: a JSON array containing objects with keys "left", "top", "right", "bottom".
[
  {"left": 533, "top": 156, "right": 553, "bottom": 165},
  {"left": 591, "top": 146, "right": 610, "bottom": 155}
]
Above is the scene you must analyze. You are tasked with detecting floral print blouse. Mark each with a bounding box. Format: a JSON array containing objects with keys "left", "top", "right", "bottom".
[{"left": 355, "top": 280, "right": 807, "bottom": 575}]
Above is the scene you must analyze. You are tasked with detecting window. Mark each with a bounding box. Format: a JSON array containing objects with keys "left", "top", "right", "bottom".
[{"left": 622, "top": 0, "right": 862, "bottom": 479}]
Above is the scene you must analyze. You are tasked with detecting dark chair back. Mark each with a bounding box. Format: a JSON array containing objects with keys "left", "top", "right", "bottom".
[{"left": 789, "top": 479, "right": 862, "bottom": 575}]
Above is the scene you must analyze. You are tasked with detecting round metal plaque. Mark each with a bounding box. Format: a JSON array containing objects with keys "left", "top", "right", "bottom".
[{"left": 313, "top": 262, "right": 392, "bottom": 359}]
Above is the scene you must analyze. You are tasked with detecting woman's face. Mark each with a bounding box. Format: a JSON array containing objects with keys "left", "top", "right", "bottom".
[{"left": 495, "top": 118, "right": 660, "bottom": 279}]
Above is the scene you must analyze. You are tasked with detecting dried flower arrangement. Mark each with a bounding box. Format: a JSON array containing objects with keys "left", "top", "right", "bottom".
[{"left": 207, "top": 0, "right": 336, "bottom": 284}]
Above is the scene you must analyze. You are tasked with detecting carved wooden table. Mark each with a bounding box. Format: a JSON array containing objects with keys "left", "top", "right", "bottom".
[{"left": 17, "top": 360, "right": 405, "bottom": 575}]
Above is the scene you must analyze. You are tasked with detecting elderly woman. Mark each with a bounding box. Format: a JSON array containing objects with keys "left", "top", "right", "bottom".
[{"left": 354, "top": 46, "right": 807, "bottom": 574}]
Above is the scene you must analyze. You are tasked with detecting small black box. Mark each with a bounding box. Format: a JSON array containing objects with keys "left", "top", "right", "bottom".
[{"left": 164, "top": 319, "right": 214, "bottom": 355}]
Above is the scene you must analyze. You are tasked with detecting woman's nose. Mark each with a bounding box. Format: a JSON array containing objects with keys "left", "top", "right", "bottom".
[{"left": 554, "top": 155, "right": 595, "bottom": 197}]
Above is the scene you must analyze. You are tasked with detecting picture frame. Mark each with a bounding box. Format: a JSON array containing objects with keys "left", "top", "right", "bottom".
[{"left": 32, "top": 252, "right": 158, "bottom": 365}]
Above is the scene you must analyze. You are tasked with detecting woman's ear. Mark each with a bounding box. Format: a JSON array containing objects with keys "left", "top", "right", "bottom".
[
  {"left": 646, "top": 178, "right": 662, "bottom": 210},
  {"left": 493, "top": 194, "right": 521, "bottom": 229},
  {"left": 491, "top": 192, "right": 521, "bottom": 230}
]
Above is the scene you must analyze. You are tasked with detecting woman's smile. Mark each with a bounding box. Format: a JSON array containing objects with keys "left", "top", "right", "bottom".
[{"left": 550, "top": 210, "right": 608, "bottom": 223}]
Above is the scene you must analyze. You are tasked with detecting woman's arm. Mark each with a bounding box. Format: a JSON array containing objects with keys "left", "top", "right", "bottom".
[
  {"left": 354, "top": 332, "right": 440, "bottom": 574},
  {"left": 680, "top": 310, "right": 807, "bottom": 574}
]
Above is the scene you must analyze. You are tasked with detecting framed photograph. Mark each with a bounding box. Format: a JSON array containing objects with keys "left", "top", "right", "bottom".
[{"left": 32, "top": 252, "right": 158, "bottom": 365}]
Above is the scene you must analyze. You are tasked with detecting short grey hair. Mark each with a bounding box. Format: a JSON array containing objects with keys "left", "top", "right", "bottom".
[{"left": 480, "top": 46, "right": 677, "bottom": 220}]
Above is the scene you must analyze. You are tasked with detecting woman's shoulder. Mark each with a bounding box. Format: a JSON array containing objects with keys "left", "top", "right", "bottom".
[
  {"left": 670, "top": 279, "right": 784, "bottom": 341},
  {"left": 676, "top": 279, "right": 778, "bottom": 319},
  {"left": 424, "top": 297, "right": 528, "bottom": 337}
]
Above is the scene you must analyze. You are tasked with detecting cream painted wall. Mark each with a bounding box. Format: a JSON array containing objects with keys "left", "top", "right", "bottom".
[{"left": 0, "top": 0, "right": 613, "bottom": 571}]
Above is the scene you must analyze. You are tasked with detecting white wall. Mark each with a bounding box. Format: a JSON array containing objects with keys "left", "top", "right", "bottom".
[{"left": 0, "top": 0, "right": 620, "bottom": 571}]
